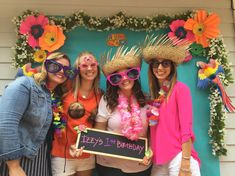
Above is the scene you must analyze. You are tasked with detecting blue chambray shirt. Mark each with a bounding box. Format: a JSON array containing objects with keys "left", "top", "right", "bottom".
[{"left": 0, "top": 76, "right": 52, "bottom": 161}]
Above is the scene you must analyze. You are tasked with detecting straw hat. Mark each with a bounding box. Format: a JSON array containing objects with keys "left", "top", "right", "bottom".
[
  {"left": 142, "top": 35, "right": 190, "bottom": 64},
  {"left": 101, "top": 46, "right": 141, "bottom": 76}
]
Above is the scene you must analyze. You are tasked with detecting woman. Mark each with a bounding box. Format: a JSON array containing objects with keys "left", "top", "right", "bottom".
[
  {"left": 142, "top": 35, "right": 201, "bottom": 176},
  {"left": 95, "top": 47, "right": 152, "bottom": 176},
  {"left": 0, "top": 52, "right": 72, "bottom": 176},
  {"left": 51, "top": 51, "right": 102, "bottom": 176}
]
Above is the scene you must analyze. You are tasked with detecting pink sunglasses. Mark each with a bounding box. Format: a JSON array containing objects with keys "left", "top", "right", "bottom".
[
  {"left": 79, "top": 61, "right": 98, "bottom": 70},
  {"left": 106, "top": 67, "right": 140, "bottom": 86},
  {"left": 78, "top": 56, "right": 98, "bottom": 70}
]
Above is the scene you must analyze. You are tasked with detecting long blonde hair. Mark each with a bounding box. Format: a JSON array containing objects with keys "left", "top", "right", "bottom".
[
  {"left": 148, "top": 61, "right": 177, "bottom": 100},
  {"left": 72, "top": 51, "right": 101, "bottom": 98},
  {"left": 34, "top": 52, "right": 70, "bottom": 85}
]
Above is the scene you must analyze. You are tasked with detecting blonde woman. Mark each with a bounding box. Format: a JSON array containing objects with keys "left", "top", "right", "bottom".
[
  {"left": 51, "top": 51, "right": 102, "bottom": 176},
  {"left": 0, "top": 52, "right": 72, "bottom": 176}
]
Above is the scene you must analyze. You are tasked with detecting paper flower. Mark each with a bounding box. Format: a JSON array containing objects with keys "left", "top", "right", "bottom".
[
  {"left": 21, "top": 63, "right": 41, "bottom": 76},
  {"left": 168, "top": 20, "right": 195, "bottom": 43},
  {"left": 183, "top": 51, "right": 193, "bottom": 62},
  {"left": 190, "top": 43, "right": 205, "bottom": 57},
  {"left": 184, "top": 10, "right": 220, "bottom": 48},
  {"left": 74, "top": 125, "right": 88, "bottom": 134},
  {"left": 19, "top": 15, "right": 48, "bottom": 48},
  {"left": 39, "top": 25, "right": 66, "bottom": 52},
  {"left": 33, "top": 49, "right": 47, "bottom": 63}
]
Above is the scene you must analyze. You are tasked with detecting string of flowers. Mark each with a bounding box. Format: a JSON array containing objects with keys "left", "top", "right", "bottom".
[
  {"left": 51, "top": 92, "right": 67, "bottom": 137},
  {"left": 12, "top": 9, "right": 234, "bottom": 156},
  {"left": 206, "top": 37, "right": 233, "bottom": 156},
  {"left": 118, "top": 92, "right": 142, "bottom": 141}
]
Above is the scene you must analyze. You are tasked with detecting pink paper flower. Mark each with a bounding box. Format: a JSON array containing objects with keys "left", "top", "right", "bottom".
[
  {"left": 168, "top": 20, "right": 195, "bottom": 43},
  {"left": 183, "top": 51, "right": 193, "bottom": 62},
  {"left": 20, "top": 15, "right": 49, "bottom": 48},
  {"left": 78, "top": 125, "right": 87, "bottom": 132}
]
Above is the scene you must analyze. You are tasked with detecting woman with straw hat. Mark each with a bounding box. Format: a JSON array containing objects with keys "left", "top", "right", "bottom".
[
  {"left": 142, "top": 35, "right": 201, "bottom": 176},
  {"left": 95, "top": 46, "right": 152, "bottom": 176}
]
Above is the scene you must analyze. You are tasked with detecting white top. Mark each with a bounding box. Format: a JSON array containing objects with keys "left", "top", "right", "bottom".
[{"left": 95, "top": 95, "right": 150, "bottom": 173}]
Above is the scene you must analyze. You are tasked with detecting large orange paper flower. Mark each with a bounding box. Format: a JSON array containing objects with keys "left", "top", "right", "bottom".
[
  {"left": 39, "top": 25, "right": 66, "bottom": 52},
  {"left": 184, "top": 10, "right": 220, "bottom": 48}
]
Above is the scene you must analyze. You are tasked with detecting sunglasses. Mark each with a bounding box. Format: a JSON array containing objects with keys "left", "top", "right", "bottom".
[
  {"left": 151, "top": 60, "right": 172, "bottom": 68},
  {"left": 107, "top": 67, "right": 140, "bottom": 86},
  {"left": 79, "top": 61, "right": 98, "bottom": 70},
  {"left": 45, "top": 60, "right": 78, "bottom": 79}
]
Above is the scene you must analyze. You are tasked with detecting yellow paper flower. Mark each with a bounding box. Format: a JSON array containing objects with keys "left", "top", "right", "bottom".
[
  {"left": 22, "top": 64, "right": 34, "bottom": 76},
  {"left": 39, "top": 25, "right": 66, "bottom": 52},
  {"left": 184, "top": 10, "right": 220, "bottom": 48},
  {"left": 33, "top": 49, "right": 47, "bottom": 63}
]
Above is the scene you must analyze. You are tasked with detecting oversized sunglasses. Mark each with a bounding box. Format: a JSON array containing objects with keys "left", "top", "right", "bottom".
[
  {"left": 107, "top": 67, "right": 140, "bottom": 86},
  {"left": 151, "top": 60, "right": 172, "bottom": 68},
  {"left": 45, "top": 60, "right": 78, "bottom": 79}
]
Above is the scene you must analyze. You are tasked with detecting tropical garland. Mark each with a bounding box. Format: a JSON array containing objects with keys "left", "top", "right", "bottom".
[
  {"left": 51, "top": 91, "right": 67, "bottom": 137},
  {"left": 12, "top": 9, "right": 234, "bottom": 156},
  {"left": 118, "top": 92, "right": 142, "bottom": 141},
  {"left": 146, "top": 80, "right": 170, "bottom": 126}
]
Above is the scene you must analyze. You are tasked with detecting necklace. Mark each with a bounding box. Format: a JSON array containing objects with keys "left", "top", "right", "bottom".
[
  {"left": 118, "top": 92, "right": 143, "bottom": 141},
  {"left": 80, "top": 88, "right": 92, "bottom": 99},
  {"left": 82, "top": 95, "right": 87, "bottom": 99},
  {"left": 147, "top": 80, "right": 170, "bottom": 126},
  {"left": 51, "top": 92, "right": 66, "bottom": 137}
]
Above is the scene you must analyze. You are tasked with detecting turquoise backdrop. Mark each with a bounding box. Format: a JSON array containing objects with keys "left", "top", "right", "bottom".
[{"left": 60, "top": 27, "right": 220, "bottom": 176}]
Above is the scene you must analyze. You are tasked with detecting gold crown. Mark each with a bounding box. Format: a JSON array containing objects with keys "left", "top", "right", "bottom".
[
  {"left": 101, "top": 46, "right": 141, "bottom": 76},
  {"left": 142, "top": 35, "right": 190, "bottom": 64}
]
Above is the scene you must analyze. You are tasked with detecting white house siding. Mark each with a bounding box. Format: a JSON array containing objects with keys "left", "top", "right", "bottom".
[{"left": 0, "top": 0, "right": 234, "bottom": 175}]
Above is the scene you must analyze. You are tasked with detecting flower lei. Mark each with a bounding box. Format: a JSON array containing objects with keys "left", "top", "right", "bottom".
[
  {"left": 118, "top": 92, "right": 143, "bottom": 141},
  {"left": 147, "top": 81, "right": 170, "bottom": 126},
  {"left": 51, "top": 92, "right": 67, "bottom": 137}
]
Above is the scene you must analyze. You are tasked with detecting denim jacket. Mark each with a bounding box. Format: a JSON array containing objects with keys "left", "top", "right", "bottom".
[{"left": 0, "top": 76, "right": 52, "bottom": 161}]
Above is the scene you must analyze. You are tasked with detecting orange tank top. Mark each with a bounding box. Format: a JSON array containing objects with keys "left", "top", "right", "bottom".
[{"left": 51, "top": 89, "right": 101, "bottom": 159}]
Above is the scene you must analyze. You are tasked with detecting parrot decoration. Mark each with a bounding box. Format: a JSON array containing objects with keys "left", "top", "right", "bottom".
[{"left": 197, "top": 59, "right": 235, "bottom": 112}]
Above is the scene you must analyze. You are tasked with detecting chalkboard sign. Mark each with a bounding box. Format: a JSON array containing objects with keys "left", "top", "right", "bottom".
[{"left": 76, "top": 128, "right": 148, "bottom": 161}]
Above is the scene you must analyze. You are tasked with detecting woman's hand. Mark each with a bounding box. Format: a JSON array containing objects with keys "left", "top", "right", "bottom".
[
  {"left": 139, "top": 148, "right": 153, "bottom": 166},
  {"left": 6, "top": 160, "right": 26, "bottom": 176},
  {"left": 69, "top": 144, "right": 84, "bottom": 157}
]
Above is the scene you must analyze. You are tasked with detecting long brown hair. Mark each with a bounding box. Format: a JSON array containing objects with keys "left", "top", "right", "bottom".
[
  {"left": 104, "top": 80, "right": 146, "bottom": 112},
  {"left": 148, "top": 60, "right": 177, "bottom": 100}
]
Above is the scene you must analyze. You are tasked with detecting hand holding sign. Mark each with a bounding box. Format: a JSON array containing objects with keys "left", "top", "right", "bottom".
[{"left": 69, "top": 145, "right": 84, "bottom": 158}]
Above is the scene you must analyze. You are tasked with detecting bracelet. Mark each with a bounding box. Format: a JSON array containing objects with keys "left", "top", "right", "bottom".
[
  {"left": 180, "top": 168, "right": 191, "bottom": 173},
  {"left": 182, "top": 156, "right": 190, "bottom": 160}
]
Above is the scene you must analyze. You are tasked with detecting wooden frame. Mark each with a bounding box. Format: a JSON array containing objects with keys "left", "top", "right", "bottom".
[{"left": 76, "top": 128, "right": 148, "bottom": 161}]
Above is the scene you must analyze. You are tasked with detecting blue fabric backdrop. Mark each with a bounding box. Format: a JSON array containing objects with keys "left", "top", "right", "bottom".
[{"left": 60, "top": 27, "right": 220, "bottom": 176}]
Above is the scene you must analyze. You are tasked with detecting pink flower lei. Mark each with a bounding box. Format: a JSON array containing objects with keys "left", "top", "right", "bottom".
[{"left": 118, "top": 92, "right": 143, "bottom": 141}]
